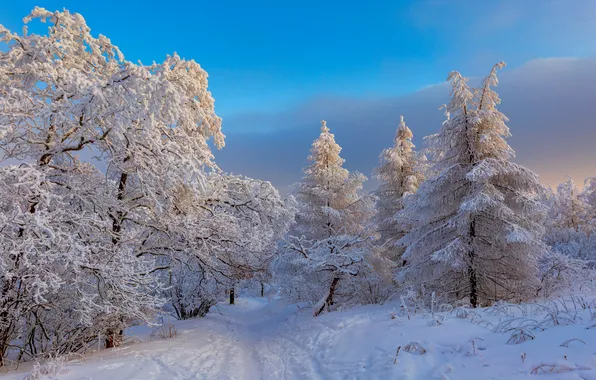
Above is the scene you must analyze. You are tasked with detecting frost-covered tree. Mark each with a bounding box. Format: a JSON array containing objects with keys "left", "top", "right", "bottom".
[
  {"left": 374, "top": 115, "right": 425, "bottom": 260},
  {"left": 0, "top": 164, "right": 164, "bottom": 365},
  {"left": 292, "top": 121, "right": 373, "bottom": 239},
  {"left": 0, "top": 8, "right": 173, "bottom": 361},
  {"left": 0, "top": 7, "right": 292, "bottom": 363},
  {"left": 550, "top": 177, "right": 590, "bottom": 231},
  {"left": 543, "top": 178, "right": 596, "bottom": 263},
  {"left": 276, "top": 121, "right": 376, "bottom": 315},
  {"left": 399, "top": 63, "right": 546, "bottom": 307},
  {"left": 583, "top": 177, "right": 596, "bottom": 228},
  {"left": 162, "top": 174, "right": 295, "bottom": 317}
]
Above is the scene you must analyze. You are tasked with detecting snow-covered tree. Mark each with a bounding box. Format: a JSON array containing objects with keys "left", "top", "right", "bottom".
[
  {"left": 292, "top": 121, "right": 373, "bottom": 239},
  {"left": 162, "top": 174, "right": 295, "bottom": 317},
  {"left": 550, "top": 178, "right": 591, "bottom": 231},
  {"left": 399, "top": 63, "right": 546, "bottom": 307},
  {"left": 0, "top": 164, "right": 164, "bottom": 364},
  {"left": 276, "top": 121, "right": 376, "bottom": 315},
  {"left": 583, "top": 177, "right": 596, "bottom": 228},
  {"left": 542, "top": 178, "right": 596, "bottom": 263},
  {"left": 374, "top": 115, "right": 425, "bottom": 260},
  {"left": 0, "top": 7, "right": 292, "bottom": 363}
]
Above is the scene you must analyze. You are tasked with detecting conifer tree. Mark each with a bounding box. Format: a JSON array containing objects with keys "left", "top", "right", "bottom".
[
  {"left": 293, "top": 121, "right": 373, "bottom": 240},
  {"left": 374, "top": 116, "right": 424, "bottom": 260},
  {"left": 279, "top": 121, "right": 375, "bottom": 315},
  {"left": 399, "top": 63, "right": 545, "bottom": 307}
]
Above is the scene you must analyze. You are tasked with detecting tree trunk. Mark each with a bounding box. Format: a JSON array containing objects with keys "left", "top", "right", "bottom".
[
  {"left": 196, "top": 299, "right": 215, "bottom": 317},
  {"left": 468, "top": 218, "right": 478, "bottom": 308},
  {"left": 314, "top": 277, "right": 340, "bottom": 317},
  {"left": 327, "top": 277, "right": 339, "bottom": 307},
  {"left": 229, "top": 287, "right": 235, "bottom": 305},
  {"left": 111, "top": 172, "right": 128, "bottom": 244},
  {"left": 468, "top": 263, "right": 478, "bottom": 308},
  {"left": 0, "top": 206, "right": 35, "bottom": 366},
  {"left": 260, "top": 282, "right": 265, "bottom": 297},
  {"left": 104, "top": 330, "right": 120, "bottom": 349}
]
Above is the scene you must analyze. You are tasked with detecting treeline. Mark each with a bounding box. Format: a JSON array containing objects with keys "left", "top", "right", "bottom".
[{"left": 275, "top": 64, "right": 595, "bottom": 316}]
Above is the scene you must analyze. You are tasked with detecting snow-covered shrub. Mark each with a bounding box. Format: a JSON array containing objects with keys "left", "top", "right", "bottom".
[
  {"left": 506, "top": 329, "right": 535, "bottom": 345},
  {"left": 402, "top": 342, "right": 427, "bottom": 355},
  {"left": 25, "top": 355, "right": 69, "bottom": 380},
  {"left": 352, "top": 246, "right": 397, "bottom": 305},
  {"left": 537, "top": 250, "right": 596, "bottom": 299},
  {"left": 530, "top": 363, "right": 575, "bottom": 375},
  {"left": 545, "top": 229, "right": 596, "bottom": 262},
  {"left": 150, "top": 324, "right": 178, "bottom": 341}
]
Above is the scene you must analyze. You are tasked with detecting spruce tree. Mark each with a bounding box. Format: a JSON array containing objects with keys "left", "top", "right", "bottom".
[
  {"left": 400, "top": 63, "right": 545, "bottom": 307},
  {"left": 374, "top": 115, "right": 424, "bottom": 261},
  {"left": 281, "top": 121, "right": 375, "bottom": 315}
]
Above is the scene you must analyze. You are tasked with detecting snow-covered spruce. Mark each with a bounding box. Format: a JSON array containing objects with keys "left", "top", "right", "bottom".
[
  {"left": 274, "top": 121, "right": 383, "bottom": 316},
  {"left": 374, "top": 115, "right": 425, "bottom": 262},
  {"left": 398, "top": 63, "right": 546, "bottom": 307}
]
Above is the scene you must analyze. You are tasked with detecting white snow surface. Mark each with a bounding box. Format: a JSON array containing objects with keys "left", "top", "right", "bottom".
[{"left": 3, "top": 296, "right": 596, "bottom": 380}]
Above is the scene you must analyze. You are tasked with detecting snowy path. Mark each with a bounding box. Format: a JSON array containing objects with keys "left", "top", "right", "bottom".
[
  {"left": 3, "top": 296, "right": 596, "bottom": 379},
  {"left": 93, "top": 297, "right": 327, "bottom": 380},
  {"left": 3, "top": 298, "right": 328, "bottom": 380}
]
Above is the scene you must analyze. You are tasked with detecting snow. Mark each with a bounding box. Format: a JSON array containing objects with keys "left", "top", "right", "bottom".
[{"left": 3, "top": 295, "right": 596, "bottom": 380}]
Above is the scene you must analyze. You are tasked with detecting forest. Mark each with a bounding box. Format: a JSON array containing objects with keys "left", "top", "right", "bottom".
[{"left": 0, "top": 7, "right": 595, "bottom": 378}]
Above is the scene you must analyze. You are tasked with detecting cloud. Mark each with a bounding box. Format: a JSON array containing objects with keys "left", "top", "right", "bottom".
[{"left": 214, "top": 57, "right": 596, "bottom": 193}]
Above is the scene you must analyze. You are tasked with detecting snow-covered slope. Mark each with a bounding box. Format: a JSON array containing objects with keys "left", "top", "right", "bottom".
[{"left": 3, "top": 296, "right": 596, "bottom": 380}]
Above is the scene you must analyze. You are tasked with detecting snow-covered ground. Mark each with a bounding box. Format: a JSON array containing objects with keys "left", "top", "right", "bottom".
[{"left": 3, "top": 295, "right": 596, "bottom": 380}]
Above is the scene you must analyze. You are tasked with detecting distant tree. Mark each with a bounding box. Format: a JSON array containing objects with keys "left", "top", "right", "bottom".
[
  {"left": 292, "top": 121, "right": 373, "bottom": 240},
  {"left": 542, "top": 177, "right": 596, "bottom": 263},
  {"left": 399, "top": 63, "right": 546, "bottom": 307},
  {"left": 374, "top": 115, "right": 425, "bottom": 261},
  {"left": 583, "top": 177, "right": 596, "bottom": 229},
  {"left": 164, "top": 174, "right": 295, "bottom": 315},
  {"left": 550, "top": 177, "right": 591, "bottom": 232},
  {"left": 276, "top": 121, "right": 376, "bottom": 315}
]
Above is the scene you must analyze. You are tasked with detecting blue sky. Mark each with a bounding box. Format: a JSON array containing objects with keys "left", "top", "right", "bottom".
[
  {"left": 1, "top": 1, "right": 595, "bottom": 189},
  {"left": 1, "top": 0, "right": 594, "bottom": 123}
]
